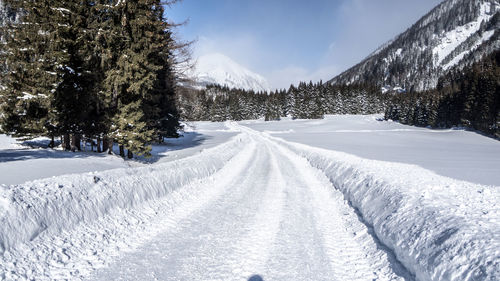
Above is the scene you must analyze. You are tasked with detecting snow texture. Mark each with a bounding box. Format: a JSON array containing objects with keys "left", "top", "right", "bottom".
[
  {"left": 442, "top": 30, "right": 496, "bottom": 70},
  {"left": 0, "top": 134, "right": 248, "bottom": 256},
  {"left": 266, "top": 133, "right": 499, "bottom": 281},
  {"left": 0, "top": 116, "right": 498, "bottom": 280},
  {"left": 242, "top": 115, "right": 500, "bottom": 186},
  {"left": 0, "top": 123, "right": 237, "bottom": 186}
]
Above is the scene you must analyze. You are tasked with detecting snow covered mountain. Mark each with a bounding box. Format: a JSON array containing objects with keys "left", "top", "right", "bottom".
[
  {"left": 187, "top": 53, "right": 270, "bottom": 92},
  {"left": 329, "top": 0, "right": 500, "bottom": 92}
]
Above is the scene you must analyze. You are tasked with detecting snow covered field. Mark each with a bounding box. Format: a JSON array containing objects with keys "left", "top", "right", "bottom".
[
  {"left": 0, "top": 122, "right": 237, "bottom": 186},
  {"left": 242, "top": 115, "right": 500, "bottom": 186},
  {"left": 0, "top": 115, "right": 498, "bottom": 280}
]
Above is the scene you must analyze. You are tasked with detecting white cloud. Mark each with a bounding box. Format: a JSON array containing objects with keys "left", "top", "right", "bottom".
[
  {"left": 269, "top": 0, "right": 442, "bottom": 90},
  {"left": 193, "top": 36, "right": 341, "bottom": 90},
  {"left": 192, "top": 34, "right": 339, "bottom": 90},
  {"left": 192, "top": 35, "right": 263, "bottom": 73},
  {"left": 183, "top": 0, "right": 441, "bottom": 91}
]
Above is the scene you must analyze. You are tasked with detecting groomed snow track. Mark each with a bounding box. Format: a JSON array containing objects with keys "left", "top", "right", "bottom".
[{"left": 0, "top": 123, "right": 498, "bottom": 281}]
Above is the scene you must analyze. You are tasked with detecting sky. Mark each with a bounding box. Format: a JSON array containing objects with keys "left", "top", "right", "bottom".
[{"left": 167, "top": 0, "right": 442, "bottom": 90}]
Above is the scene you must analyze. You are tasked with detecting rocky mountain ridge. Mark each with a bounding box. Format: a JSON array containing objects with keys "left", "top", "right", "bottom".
[{"left": 329, "top": 0, "right": 500, "bottom": 92}]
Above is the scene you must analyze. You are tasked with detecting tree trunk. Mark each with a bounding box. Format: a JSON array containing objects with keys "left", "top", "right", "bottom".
[
  {"left": 127, "top": 149, "right": 133, "bottom": 159},
  {"left": 97, "top": 136, "right": 102, "bottom": 153},
  {"left": 75, "top": 135, "right": 82, "bottom": 151},
  {"left": 70, "top": 134, "right": 77, "bottom": 152},
  {"left": 63, "top": 134, "right": 71, "bottom": 151},
  {"left": 102, "top": 136, "right": 108, "bottom": 153},
  {"left": 48, "top": 135, "right": 55, "bottom": 149},
  {"left": 119, "top": 145, "right": 125, "bottom": 157},
  {"left": 107, "top": 138, "right": 113, "bottom": 155}
]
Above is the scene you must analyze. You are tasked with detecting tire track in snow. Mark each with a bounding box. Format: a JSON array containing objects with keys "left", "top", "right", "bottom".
[
  {"left": 271, "top": 141, "right": 409, "bottom": 281},
  {"left": 90, "top": 135, "right": 285, "bottom": 280},
  {"left": 219, "top": 140, "right": 285, "bottom": 280},
  {"left": 262, "top": 142, "right": 336, "bottom": 280},
  {"left": 71, "top": 137, "right": 258, "bottom": 279},
  {"left": 1, "top": 136, "right": 257, "bottom": 280},
  {"left": 237, "top": 123, "right": 411, "bottom": 280}
]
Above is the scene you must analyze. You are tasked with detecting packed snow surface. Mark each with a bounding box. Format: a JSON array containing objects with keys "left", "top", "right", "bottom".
[
  {"left": 187, "top": 53, "right": 270, "bottom": 92},
  {"left": 0, "top": 115, "right": 498, "bottom": 280}
]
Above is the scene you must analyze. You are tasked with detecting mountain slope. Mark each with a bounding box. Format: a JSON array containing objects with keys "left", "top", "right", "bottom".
[
  {"left": 329, "top": 0, "right": 500, "bottom": 92},
  {"left": 187, "top": 53, "right": 270, "bottom": 92}
]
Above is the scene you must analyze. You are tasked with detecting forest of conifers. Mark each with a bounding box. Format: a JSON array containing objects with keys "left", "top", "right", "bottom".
[
  {"left": 1, "top": 1, "right": 498, "bottom": 160},
  {"left": 0, "top": 0, "right": 181, "bottom": 158},
  {"left": 177, "top": 51, "right": 499, "bottom": 139},
  {"left": 385, "top": 50, "right": 499, "bottom": 138}
]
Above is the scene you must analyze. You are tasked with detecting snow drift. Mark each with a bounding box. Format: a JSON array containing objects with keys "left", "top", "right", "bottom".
[
  {"left": 0, "top": 134, "right": 249, "bottom": 254},
  {"left": 269, "top": 135, "right": 499, "bottom": 281}
]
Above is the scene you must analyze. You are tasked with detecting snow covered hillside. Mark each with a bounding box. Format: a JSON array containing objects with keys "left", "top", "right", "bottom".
[
  {"left": 330, "top": 0, "right": 500, "bottom": 91},
  {"left": 186, "top": 53, "right": 270, "bottom": 92},
  {"left": 0, "top": 116, "right": 498, "bottom": 280}
]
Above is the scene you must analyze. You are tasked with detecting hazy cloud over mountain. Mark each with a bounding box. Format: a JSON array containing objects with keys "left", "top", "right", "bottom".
[{"left": 169, "top": 0, "right": 441, "bottom": 89}]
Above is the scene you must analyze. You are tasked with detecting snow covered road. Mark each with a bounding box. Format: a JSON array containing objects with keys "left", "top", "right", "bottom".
[
  {"left": 1, "top": 119, "right": 498, "bottom": 280},
  {"left": 89, "top": 126, "right": 408, "bottom": 281}
]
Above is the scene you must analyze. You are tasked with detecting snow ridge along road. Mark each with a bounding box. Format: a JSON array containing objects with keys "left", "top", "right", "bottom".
[
  {"left": 263, "top": 127, "right": 500, "bottom": 281},
  {"left": 0, "top": 134, "right": 252, "bottom": 279},
  {"left": 1, "top": 122, "right": 498, "bottom": 280}
]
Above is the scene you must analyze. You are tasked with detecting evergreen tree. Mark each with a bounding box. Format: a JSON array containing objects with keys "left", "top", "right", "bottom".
[
  {"left": 137, "top": 0, "right": 181, "bottom": 141},
  {"left": 101, "top": 0, "right": 180, "bottom": 157},
  {"left": 385, "top": 50, "right": 500, "bottom": 138},
  {"left": 1, "top": 0, "right": 183, "bottom": 157},
  {"left": 51, "top": 0, "right": 99, "bottom": 151},
  {"left": 111, "top": 100, "right": 154, "bottom": 157},
  {"left": 0, "top": 0, "right": 57, "bottom": 141}
]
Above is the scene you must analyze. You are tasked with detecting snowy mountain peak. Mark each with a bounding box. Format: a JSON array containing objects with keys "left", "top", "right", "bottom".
[
  {"left": 188, "top": 53, "right": 270, "bottom": 92},
  {"left": 329, "top": 0, "right": 500, "bottom": 91}
]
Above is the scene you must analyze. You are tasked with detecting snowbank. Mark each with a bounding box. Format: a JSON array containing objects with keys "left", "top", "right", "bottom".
[
  {"left": 0, "top": 134, "right": 249, "bottom": 254},
  {"left": 269, "top": 135, "right": 499, "bottom": 281},
  {"left": 0, "top": 123, "right": 238, "bottom": 186}
]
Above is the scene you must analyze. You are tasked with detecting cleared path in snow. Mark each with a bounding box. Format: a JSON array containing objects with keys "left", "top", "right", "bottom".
[{"left": 89, "top": 125, "right": 410, "bottom": 281}]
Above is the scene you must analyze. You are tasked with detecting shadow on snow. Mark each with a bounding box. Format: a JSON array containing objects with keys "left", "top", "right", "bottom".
[{"left": 0, "top": 132, "right": 211, "bottom": 164}]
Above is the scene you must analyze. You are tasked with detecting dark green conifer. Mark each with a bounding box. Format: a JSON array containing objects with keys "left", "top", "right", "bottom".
[{"left": 0, "top": 0, "right": 57, "bottom": 140}]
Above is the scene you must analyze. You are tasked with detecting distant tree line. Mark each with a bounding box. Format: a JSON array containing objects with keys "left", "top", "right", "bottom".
[
  {"left": 179, "top": 50, "right": 499, "bottom": 140},
  {"left": 178, "top": 82, "right": 386, "bottom": 122},
  {"left": 385, "top": 50, "right": 500, "bottom": 138},
  {"left": 0, "top": 0, "right": 182, "bottom": 158}
]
